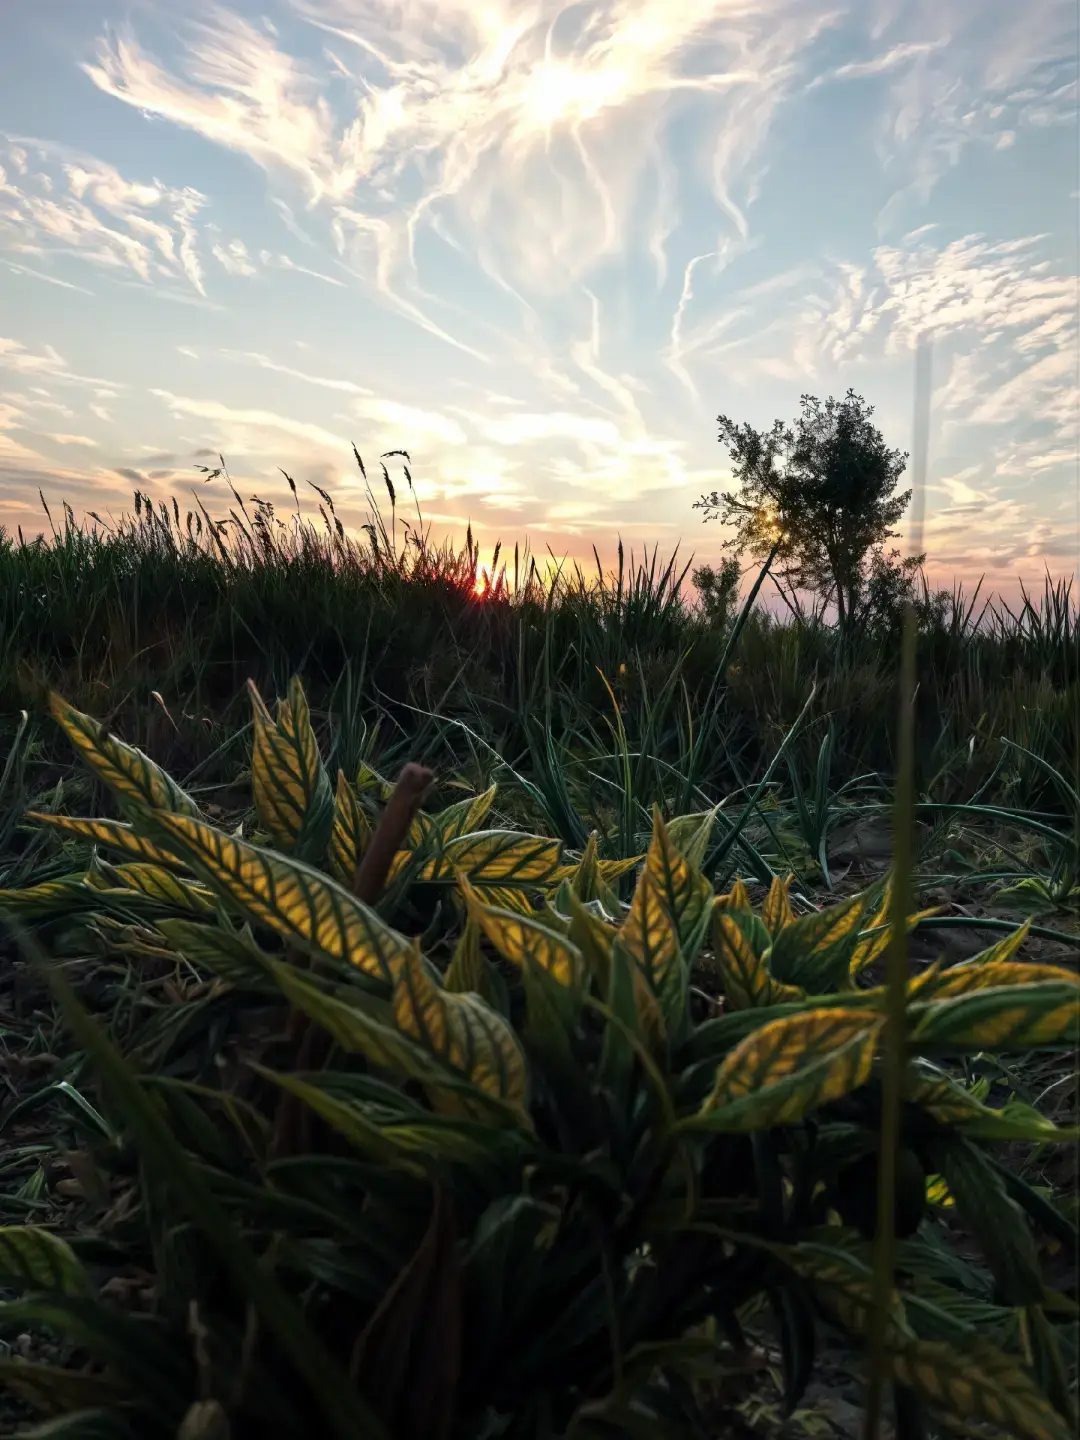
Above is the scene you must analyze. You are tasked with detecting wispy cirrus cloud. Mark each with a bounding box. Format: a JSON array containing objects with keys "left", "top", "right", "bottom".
[{"left": 0, "top": 1, "right": 1075, "bottom": 586}]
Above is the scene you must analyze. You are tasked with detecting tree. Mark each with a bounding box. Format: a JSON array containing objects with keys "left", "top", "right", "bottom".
[{"left": 694, "top": 390, "right": 915, "bottom": 632}]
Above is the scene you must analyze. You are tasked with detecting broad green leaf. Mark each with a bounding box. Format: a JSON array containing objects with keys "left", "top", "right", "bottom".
[
  {"left": 0, "top": 1226, "right": 91, "bottom": 1297},
  {"left": 139, "top": 811, "right": 411, "bottom": 984},
  {"left": 905, "top": 1060, "right": 1078, "bottom": 1142},
  {"left": 767, "top": 891, "right": 869, "bottom": 990},
  {"left": 392, "top": 941, "right": 529, "bottom": 1119},
  {"left": 693, "top": 1008, "right": 883, "bottom": 1132},
  {"left": 256, "top": 1069, "right": 509, "bottom": 1176},
  {"left": 460, "top": 873, "right": 582, "bottom": 988},
  {"left": 24, "top": 813, "right": 184, "bottom": 869},
  {"left": 444, "top": 913, "right": 492, "bottom": 999},
  {"left": 565, "top": 890, "right": 618, "bottom": 990},
  {"left": 419, "top": 830, "right": 563, "bottom": 886},
  {"left": 909, "top": 982, "right": 1080, "bottom": 1051},
  {"left": 48, "top": 692, "right": 202, "bottom": 820},
  {"left": 942, "top": 1137, "right": 1044, "bottom": 1306},
  {"left": 762, "top": 873, "right": 796, "bottom": 937},
  {"left": 156, "top": 919, "right": 277, "bottom": 991},
  {"left": 885, "top": 1332, "right": 1073, "bottom": 1440},
  {"left": 328, "top": 769, "right": 371, "bottom": 885},
  {"left": 712, "top": 908, "right": 806, "bottom": 1010},
  {"left": 248, "top": 677, "right": 335, "bottom": 863},
  {"left": 666, "top": 805, "right": 720, "bottom": 871}
]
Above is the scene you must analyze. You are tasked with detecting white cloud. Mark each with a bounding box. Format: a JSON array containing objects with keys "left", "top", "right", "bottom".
[
  {"left": 211, "top": 237, "right": 257, "bottom": 276},
  {"left": 0, "top": 137, "right": 209, "bottom": 294},
  {"left": 48, "top": 433, "right": 99, "bottom": 447},
  {"left": 149, "top": 388, "right": 349, "bottom": 454}
]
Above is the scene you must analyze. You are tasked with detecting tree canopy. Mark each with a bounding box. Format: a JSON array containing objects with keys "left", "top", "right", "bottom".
[{"left": 694, "top": 390, "right": 914, "bottom": 630}]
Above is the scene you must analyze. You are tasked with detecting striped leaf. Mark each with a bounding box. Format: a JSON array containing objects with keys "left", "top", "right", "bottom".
[
  {"left": 848, "top": 876, "right": 939, "bottom": 977},
  {"left": 0, "top": 1226, "right": 91, "bottom": 1297},
  {"left": 268, "top": 960, "right": 525, "bottom": 1130},
  {"left": 248, "top": 677, "right": 334, "bottom": 863},
  {"left": 921, "top": 957, "right": 1080, "bottom": 1002},
  {"left": 642, "top": 807, "right": 714, "bottom": 965},
  {"left": 479, "top": 885, "right": 538, "bottom": 917},
  {"left": 460, "top": 874, "right": 582, "bottom": 988},
  {"left": 693, "top": 1009, "right": 883, "bottom": 1132},
  {"left": 715, "top": 877, "right": 754, "bottom": 916},
  {"left": 616, "top": 809, "right": 711, "bottom": 1028},
  {"left": 356, "top": 760, "right": 394, "bottom": 801},
  {"left": 393, "top": 941, "right": 529, "bottom": 1119},
  {"left": 910, "top": 982, "right": 1080, "bottom": 1052},
  {"left": 767, "top": 891, "right": 870, "bottom": 990},
  {"left": 24, "top": 813, "right": 184, "bottom": 869},
  {"left": 424, "top": 784, "right": 499, "bottom": 848},
  {"left": 762, "top": 873, "right": 796, "bottom": 937},
  {"left": 419, "top": 830, "right": 563, "bottom": 886},
  {"left": 91, "top": 861, "right": 216, "bottom": 916},
  {"left": 712, "top": 909, "right": 806, "bottom": 1010},
  {"left": 905, "top": 1061, "right": 1077, "bottom": 1142},
  {"left": 885, "top": 1332, "right": 1073, "bottom": 1440},
  {"left": 328, "top": 770, "right": 371, "bottom": 885},
  {"left": 0, "top": 874, "right": 100, "bottom": 916},
  {"left": 139, "top": 811, "right": 411, "bottom": 984},
  {"left": 48, "top": 692, "right": 202, "bottom": 820},
  {"left": 774, "top": 1242, "right": 908, "bottom": 1343}
]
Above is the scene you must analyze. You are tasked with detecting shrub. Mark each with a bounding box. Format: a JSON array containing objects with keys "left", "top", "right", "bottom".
[{"left": 0, "top": 680, "right": 1076, "bottom": 1438}]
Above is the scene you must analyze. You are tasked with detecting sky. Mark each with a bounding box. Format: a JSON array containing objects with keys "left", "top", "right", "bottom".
[{"left": 0, "top": 0, "right": 1077, "bottom": 597}]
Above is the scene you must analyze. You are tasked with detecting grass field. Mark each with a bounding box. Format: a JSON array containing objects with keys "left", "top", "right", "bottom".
[{"left": 0, "top": 468, "right": 1077, "bottom": 1438}]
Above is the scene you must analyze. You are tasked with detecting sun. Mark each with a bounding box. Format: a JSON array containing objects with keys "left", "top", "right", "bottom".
[{"left": 473, "top": 567, "right": 489, "bottom": 598}]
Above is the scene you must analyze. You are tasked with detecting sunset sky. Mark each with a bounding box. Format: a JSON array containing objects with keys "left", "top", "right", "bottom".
[{"left": 1, "top": 0, "right": 1076, "bottom": 595}]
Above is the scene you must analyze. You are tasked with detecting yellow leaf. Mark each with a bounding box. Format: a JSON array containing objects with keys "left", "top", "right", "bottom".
[
  {"left": 459, "top": 873, "right": 581, "bottom": 988},
  {"left": 248, "top": 677, "right": 334, "bottom": 859},
  {"left": 911, "top": 983, "right": 1080, "bottom": 1051},
  {"left": 392, "top": 941, "right": 529, "bottom": 1118},
  {"left": 141, "top": 811, "right": 411, "bottom": 983},
  {"left": 712, "top": 909, "right": 805, "bottom": 1010},
  {"left": 25, "top": 813, "right": 185, "bottom": 869},
  {"left": 775, "top": 1242, "right": 908, "bottom": 1343},
  {"left": 96, "top": 862, "right": 216, "bottom": 915},
  {"left": 47, "top": 692, "right": 202, "bottom": 820},
  {"left": 695, "top": 1008, "right": 882, "bottom": 1131},
  {"left": 848, "top": 876, "right": 939, "bottom": 977},
  {"left": 716, "top": 877, "right": 753, "bottom": 915},
  {"left": 762, "top": 874, "right": 796, "bottom": 937},
  {"left": 328, "top": 770, "right": 371, "bottom": 885},
  {"left": 885, "top": 1332, "right": 1073, "bottom": 1440},
  {"left": 480, "top": 886, "right": 538, "bottom": 916},
  {"left": 923, "top": 958, "right": 1080, "bottom": 1002},
  {"left": 419, "top": 830, "right": 563, "bottom": 886}
]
